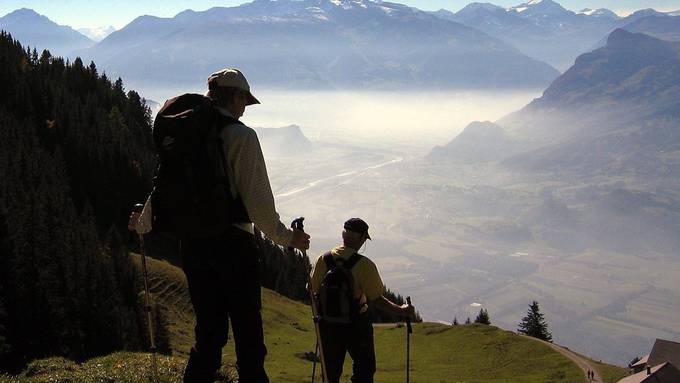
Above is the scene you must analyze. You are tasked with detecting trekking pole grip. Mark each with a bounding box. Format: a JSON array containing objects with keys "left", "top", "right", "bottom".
[
  {"left": 288, "top": 217, "right": 305, "bottom": 252},
  {"left": 292, "top": 217, "right": 305, "bottom": 232},
  {"left": 133, "top": 203, "right": 144, "bottom": 213}
]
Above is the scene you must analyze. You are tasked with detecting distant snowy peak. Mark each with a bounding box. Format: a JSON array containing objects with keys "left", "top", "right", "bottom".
[
  {"left": 461, "top": 2, "right": 505, "bottom": 12},
  {"left": 508, "top": 0, "right": 571, "bottom": 17},
  {"left": 329, "top": 0, "right": 367, "bottom": 9},
  {"left": 77, "top": 26, "right": 116, "bottom": 42},
  {"left": 577, "top": 8, "right": 618, "bottom": 19}
]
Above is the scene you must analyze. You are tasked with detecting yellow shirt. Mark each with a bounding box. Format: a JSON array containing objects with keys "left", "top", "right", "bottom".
[{"left": 310, "top": 246, "right": 386, "bottom": 313}]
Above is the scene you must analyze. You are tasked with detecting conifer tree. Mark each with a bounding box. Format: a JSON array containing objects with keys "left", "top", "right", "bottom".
[
  {"left": 465, "top": 317, "right": 471, "bottom": 324},
  {"left": 452, "top": 317, "right": 459, "bottom": 326},
  {"left": 474, "top": 308, "right": 491, "bottom": 325},
  {"left": 518, "top": 301, "right": 552, "bottom": 342}
]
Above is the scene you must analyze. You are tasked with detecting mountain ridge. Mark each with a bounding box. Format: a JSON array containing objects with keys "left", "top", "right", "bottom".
[
  {"left": 437, "top": 0, "right": 673, "bottom": 70},
  {"left": 0, "top": 8, "right": 94, "bottom": 56},
  {"left": 73, "top": 0, "right": 559, "bottom": 90},
  {"left": 434, "top": 29, "right": 680, "bottom": 176}
]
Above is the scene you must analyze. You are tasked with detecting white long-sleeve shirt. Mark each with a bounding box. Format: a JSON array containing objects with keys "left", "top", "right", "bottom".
[
  {"left": 217, "top": 108, "right": 293, "bottom": 246},
  {"left": 135, "top": 107, "right": 293, "bottom": 247}
]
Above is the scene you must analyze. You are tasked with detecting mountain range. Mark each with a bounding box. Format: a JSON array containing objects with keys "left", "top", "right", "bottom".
[
  {"left": 434, "top": 0, "right": 677, "bottom": 71},
  {"left": 71, "top": 0, "right": 560, "bottom": 90},
  {"left": 0, "top": 8, "right": 94, "bottom": 57},
  {"left": 2, "top": 1, "right": 679, "bottom": 91}
]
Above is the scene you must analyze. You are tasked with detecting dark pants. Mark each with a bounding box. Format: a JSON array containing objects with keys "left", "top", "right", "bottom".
[
  {"left": 320, "top": 315, "right": 376, "bottom": 383},
  {"left": 181, "top": 227, "right": 269, "bottom": 383}
]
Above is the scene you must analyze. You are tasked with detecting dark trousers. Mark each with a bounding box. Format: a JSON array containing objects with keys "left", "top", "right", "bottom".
[
  {"left": 181, "top": 227, "right": 269, "bottom": 383},
  {"left": 320, "top": 316, "right": 376, "bottom": 383}
]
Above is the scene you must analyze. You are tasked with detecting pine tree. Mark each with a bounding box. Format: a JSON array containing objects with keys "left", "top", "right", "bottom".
[
  {"left": 452, "top": 316, "right": 458, "bottom": 326},
  {"left": 517, "top": 301, "right": 552, "bottom": 342},
  {"left": 474, "top": 308, "right": 491, "bottom": 325},
  {"left": 465, "top": 317, "right": 471, "bottom": 324}
]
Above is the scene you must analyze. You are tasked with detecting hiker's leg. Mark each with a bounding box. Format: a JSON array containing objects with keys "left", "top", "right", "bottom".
[
  {"left": 347, "top": 317, "right": 376, "bottom": 383},
  {"left": 321, "top": 322, "right": 349, "bottom": 383},
  {"left": 231, "top": 307, "right": 268, "bottom": 382},
  {"left": 227, "top": 228, "right": 269, "bottom": 383},
  {"left": 182, "top": 238, "right": 230, "bottom": 383}
]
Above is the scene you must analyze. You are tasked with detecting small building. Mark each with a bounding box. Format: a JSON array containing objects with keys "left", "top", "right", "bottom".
[
  {"left": 646, "top": 339, "right": 680, "bottom": 370},
  {"left": 617, "top": 362, "right": 680, "bottom": 383},
  {"left": 619, "top": 338, "right": 680, "bottom": 383}
]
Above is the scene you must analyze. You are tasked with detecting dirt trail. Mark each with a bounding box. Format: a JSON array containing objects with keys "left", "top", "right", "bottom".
[{"left": 525, "top": 336, "right": 602, "bottom": 382}]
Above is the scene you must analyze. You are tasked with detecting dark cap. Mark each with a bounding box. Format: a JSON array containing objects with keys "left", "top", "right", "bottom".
[{"left": 344, "top": 218, "right": 371, "bottom": 240}]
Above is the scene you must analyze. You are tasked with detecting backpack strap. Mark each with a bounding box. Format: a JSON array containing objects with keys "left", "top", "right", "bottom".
[
  {"left": 343, "top": 252, "right": 363, "bottom": 270},
  {"left": 322, "top": 252, "right": 334, "bottom": 270},
  {"left": 323, "top": 251, "right": 363, "bottom": 270}
]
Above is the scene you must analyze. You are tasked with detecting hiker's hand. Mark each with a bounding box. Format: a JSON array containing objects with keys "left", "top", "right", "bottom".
[
  {"left": 289, "top": 229, "right": 310, "bottom": 250},
  {"left": 401, "top": 304, "right": 416, "bottom": 321},
  {"left": 128, "top": 212, "right": 141, "bottom": 231}
]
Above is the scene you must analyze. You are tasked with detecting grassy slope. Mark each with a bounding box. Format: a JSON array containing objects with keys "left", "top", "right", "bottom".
[{"left": 3, "top": 253, "right": 627, "bottom": 382}]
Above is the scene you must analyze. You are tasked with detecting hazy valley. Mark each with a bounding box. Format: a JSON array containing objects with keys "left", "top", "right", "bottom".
[{"left": 3, "top": 0, "right": 680, "bottom": 374}]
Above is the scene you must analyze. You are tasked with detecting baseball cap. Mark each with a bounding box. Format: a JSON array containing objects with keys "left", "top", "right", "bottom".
[
  {"left": 344, "top": 218, "right": 371, "bottom": 240},
  {"left": 206, "top": 68, "right": 260, "bottom": 105}
]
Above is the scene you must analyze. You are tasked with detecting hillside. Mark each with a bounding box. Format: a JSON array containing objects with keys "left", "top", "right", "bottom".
[
  {"left": 2, "top": 253, "right": 628, "bottom": 382},
  {"left": 433, "top": 29, "right": 680, "bottom": 173}
]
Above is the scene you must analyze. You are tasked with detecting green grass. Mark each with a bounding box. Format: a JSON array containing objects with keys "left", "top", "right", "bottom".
[
  {"left": 3, "top": 253, "right": 620, "bottom": 382},
  {"left": 592, "top": 360, "right": 629, "bottom": 383},
  {"left": 0, "top": 352, "right": 224, "bottom": 383}
]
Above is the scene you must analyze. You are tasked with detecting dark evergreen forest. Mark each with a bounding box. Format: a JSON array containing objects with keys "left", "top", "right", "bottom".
[{"left": 0, "top": 31, "right": 155, "bottom": 372}]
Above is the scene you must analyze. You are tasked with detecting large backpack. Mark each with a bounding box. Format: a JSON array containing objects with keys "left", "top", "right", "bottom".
[
  {"left": 150, "top": 93, "right": 249, "bottom": 239},
  {"left": 319, "top": 252, "right": 363, "bottom": 324}
]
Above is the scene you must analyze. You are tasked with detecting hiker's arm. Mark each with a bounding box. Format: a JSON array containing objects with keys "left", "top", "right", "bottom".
[
  {"left": 360, "top": 261, "right": 415, "bottom": 319},
  {"left": 372, "top": 296, "right": 416, "bottom": 320},
  {"left": 231, "top": 129, "right": 308, "bottom": 249}
]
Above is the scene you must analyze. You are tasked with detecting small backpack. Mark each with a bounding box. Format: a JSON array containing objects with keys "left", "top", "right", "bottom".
[
  {"left": 150, "top": 93, "right": 249, "bottom": 239},
  {"left": 319, "top": 252, "right": 363, "bottom": 324}
]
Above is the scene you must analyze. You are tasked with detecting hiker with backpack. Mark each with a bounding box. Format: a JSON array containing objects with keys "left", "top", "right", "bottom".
[
  {"left": 309, "top": 218, "right": 416, "bottom": 383},
  {"left": 129, "top": 68, "right": 310, "bottom": 383}
]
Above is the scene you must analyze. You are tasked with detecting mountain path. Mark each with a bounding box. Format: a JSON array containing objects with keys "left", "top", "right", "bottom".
[{"left": 525, "top": 336, "right": 602, "bottom": 382}]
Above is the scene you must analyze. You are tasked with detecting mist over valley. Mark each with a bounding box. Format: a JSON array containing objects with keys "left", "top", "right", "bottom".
[{"left": 3, "top": 0, "right": 680, "bottom": 372}]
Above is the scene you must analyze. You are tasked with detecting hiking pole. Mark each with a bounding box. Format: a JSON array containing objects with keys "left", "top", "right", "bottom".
[
  {"left": 406, "top": 296, "right": 413, "bottom": 383},
  {"left": 133, "top": 203, "right": 159, "bottom": 383},
  {"left": 291, "top": 217, "right": 329, "bottom": 383}
]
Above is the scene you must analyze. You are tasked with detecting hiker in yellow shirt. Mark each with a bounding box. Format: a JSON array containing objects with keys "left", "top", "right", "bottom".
[{"left": 309, "top": 218, "right": 415, "bottom": 383}]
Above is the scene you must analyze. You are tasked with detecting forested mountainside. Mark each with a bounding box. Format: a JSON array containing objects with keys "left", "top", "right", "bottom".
[{"left": 0, "top": 30, "right": 155, "bottom": 371}]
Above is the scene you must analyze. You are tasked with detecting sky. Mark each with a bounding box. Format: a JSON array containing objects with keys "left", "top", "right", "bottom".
[{"left": 1, "top": 0, "right": 679, "bottom": 28}]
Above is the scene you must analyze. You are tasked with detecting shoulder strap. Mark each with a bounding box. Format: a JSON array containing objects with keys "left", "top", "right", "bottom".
[
  {"left": 343, "top": 253, "right": 363, "bottom": 270},
  {"left": 322, "top": 252, "right": 334, "bottom": 270}
]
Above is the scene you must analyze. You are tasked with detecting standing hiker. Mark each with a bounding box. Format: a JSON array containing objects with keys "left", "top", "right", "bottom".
[
  {"left": 309, "top": 218, "right": 415, "bottom": 383},
  {"left": 129, "top": 68, "right": 310, "bottom": 383}
]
